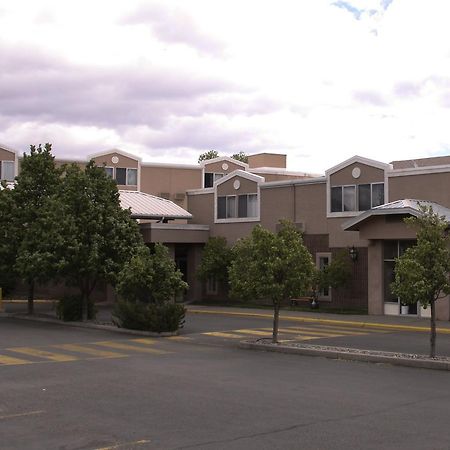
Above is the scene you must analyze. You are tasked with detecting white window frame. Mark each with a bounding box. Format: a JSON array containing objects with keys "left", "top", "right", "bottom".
[
  {"left": 126, "top": 168, "right": 138, "bottom": 186},
  {"left": 330, "top": 182, "right": 385, "bottom": 214},
  {"left": 316, "top": 252, "right": 332, "bottom": 301},
  {"left": 204, "top": 172, "right": 224, "bottom": 188}
]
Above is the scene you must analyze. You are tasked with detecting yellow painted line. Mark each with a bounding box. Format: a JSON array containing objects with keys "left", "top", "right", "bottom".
[
  {"left": 271, "top": 328, "right": 344, "bottom": 338},
  {"left": 0, "top": 410, "right": 45, "bottom": 420},
  {"left": 233, "top": 329, "right": 273, "bottom": 336},
  {"left": 130, "top": 338, "right": 156, "bottom": 345},
  {"left": 93, "top": 439, "right": 151, "bottom": 450},
  {"left": 94, "top": 341, "right": 169, "bottom": 354},
  {"left": 278, "top": 327, "right": 367, "bottom": 336},
  {"left": 0, "top": 354, "right": 32, "bottom": 366},
  {"left": 53, "top": 344, "right": 127, "bottom": 359},
  {"left": 165, "top": 336, "right": 193, "bottom": 341},
  {"left": 203, "top": 331, "right": 246, "bottom": 339},
  {"left": 8, "top": 347, "right": 78, "bottom": 362},
  {"left": 187, "top": 309, "right": 450, "bottom": 334}
]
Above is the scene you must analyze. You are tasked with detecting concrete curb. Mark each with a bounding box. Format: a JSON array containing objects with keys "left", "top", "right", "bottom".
[
  {"left": 187, "top": 308, "right": 450, "bottom": 334},
  {"left": 0, "top": 313, "right": 178, "bottom": 337},
  {"left": 239, "top": 340, "right": 450, "bottom": 371}
]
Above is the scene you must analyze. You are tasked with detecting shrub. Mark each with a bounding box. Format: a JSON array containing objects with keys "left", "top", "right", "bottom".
[
  {"left": 112, "top": 301, "right": 186, "bottom": 332},
  {"left": 57, "top": 295, "right": 96, "bottom": 321}
]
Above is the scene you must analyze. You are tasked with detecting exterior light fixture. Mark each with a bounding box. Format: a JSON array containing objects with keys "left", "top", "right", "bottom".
[{"left": 349, "top": 245, "right": 358, "bottom": 262}]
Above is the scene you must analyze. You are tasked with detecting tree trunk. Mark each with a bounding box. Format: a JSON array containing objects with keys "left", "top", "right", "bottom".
[
  {"left": 272, "top": 301, "right": 280, "bottom": 344},
  {"left": 27, "top": 280, "right": 34, "bottom": 315},
  {"left": 430, "top": 300, "right": 436, "bottom": 358}
]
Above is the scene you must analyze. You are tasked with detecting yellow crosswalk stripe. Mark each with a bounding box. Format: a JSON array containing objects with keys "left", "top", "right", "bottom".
[
  {"left": 8, "top": 347, "right": 78, "bottom": 362},
  {"left": 165, "top": 336, "right": 193, "bottom": 341},
  {"left": 93, "top": 341, "right": 169, "bottom": 354},
  {"left": 0, "top": 354, "right": 32, "bottom": 365},
  {"left": 203, "top": 331, "right": 246, "bottom": 339},
  {"left": 53, "top": 344, "right": 127, "bottom": 359},
  {"left": 273, "top": 327, "right": 352, "bottom": 337},
  {"left": 233, "top": 329, "right": 273, "bottom": 336},
  {"left": 130, "top": 338, "right": 156, "bottom": 345},
  {"left": 277, "top": 327, "right": 367, "bottom": 336}
]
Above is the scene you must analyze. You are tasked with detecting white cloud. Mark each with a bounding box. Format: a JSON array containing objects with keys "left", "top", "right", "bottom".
[{"left": 2, "top": 0, "right": 450, "bottom": 173}]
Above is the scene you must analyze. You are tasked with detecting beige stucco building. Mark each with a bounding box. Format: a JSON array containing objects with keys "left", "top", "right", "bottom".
[{"left": 2, "top": 145, "right": 450, "bottom": 320}]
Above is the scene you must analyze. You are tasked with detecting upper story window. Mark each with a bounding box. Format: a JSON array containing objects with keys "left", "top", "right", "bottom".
[
  {"left": 0, "top": 161, "right": 15, "bottom": 182},
  {"left": 217, "top": 193, "right": 258, "bottom": 219},
  {"left": 204, "top": 172, "right": 223, "bottom": 188},
  {"left": 331, "top": 183, "right": 384, "bottom": 212},
  {"left": 102, "top": 166, "right": 137, "bottom": 186}
]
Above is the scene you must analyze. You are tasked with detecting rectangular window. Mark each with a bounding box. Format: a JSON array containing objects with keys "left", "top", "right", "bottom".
[
  {"left": 332, "top": 183, "right": 385, "bottom": 212},
  {"left": 343, "top": 186, "right": 356, "bottom": 211},
  {"left": 331, "top": 186, "right": 342, "bottom": 212},
  {"left": 238, "top": 194, "right": 258, "bottom": 218},
  {"left": 103, "top": 167, "right": 114, "bottom": 178},
  {"left": 358, "top": 184, "right": 371, "bottom": 211},
  {"left": 0, "top": 161, "right": 15, "bottom": 181},
  {"left": 319, "top": 256, "right": 330, "bottom": 297},
  {"left": 217, "top": 196, "right": 226, "bottom": 219},
  {"left": 115, "top": 167, "right": 127, "bottom": 185},
  {"left": 206, "top": 276, "right": 218, "bottom": 295},
  {"left": 204, "top": 173, "right": 214, "bottom": 188},
  {"left": 226, "top": 196, "right": 236, "bottom": 218},
  {"left": 127, "top": 168, "right": 137, "bottom": 186},
  {"left": 371, "top": 183, "right": 384, "bottom": 207},
  {"left": 204, "top": 172, "right": 223, "bottom": 188}
]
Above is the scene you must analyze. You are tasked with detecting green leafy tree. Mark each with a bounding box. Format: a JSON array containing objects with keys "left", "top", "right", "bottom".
[
  {"left": 311, "top": 251, "right": 352, "bottom": 305},
  {"left": 198, "top": 150, "right": 219, "bottom": 163},
  {"left": 60, "top": 161, "right": 143, "bottom": 320},
  {"left": 197, "top": 236, "right": 232, "bottom": 290},
  {"left": 231, "top": 151, "right": 248, "bottom": 163},
  {"left": 230, "top": 220, "right": 315, "bottom": 343},
  {"left": 391, "top": 206, "right": 450, "bottom": 358},
  {"left": 0, "top": 183, "right": 17, "bottom": 296},
  {"left": 117, "top": 244, "right": 188, "bottom": 304},
  {"left": 12, "top": 144, "right": 62, "bottom": 314}
]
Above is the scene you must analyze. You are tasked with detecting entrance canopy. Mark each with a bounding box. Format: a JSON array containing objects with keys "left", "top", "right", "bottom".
[
  {"left": 119, "top": 190, "right": 192, "bottom": 221},
  {"left": 343, "top": 199, "right": 450, "bottom": 232}
]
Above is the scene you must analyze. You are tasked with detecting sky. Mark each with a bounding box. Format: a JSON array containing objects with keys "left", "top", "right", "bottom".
[{"left": 2, "top": 0, "right": 450, "bottom": 173}]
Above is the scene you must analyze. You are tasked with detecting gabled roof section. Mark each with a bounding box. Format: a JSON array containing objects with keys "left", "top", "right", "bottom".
[
  {"left": 325, "top": 155, "right": 392, "bottom": 176},
  {"left": 119, "top": 190, "right": 192, "bottom": 220},
  {"left": 343, "top": 199, "right": 450, "bottom": 231},
  {"left": 88, "top": 148, "right": 142, "bottom": 162},
  {"left": 200, "top": 155, "right": 249, "bottom": 170},
  {"left": 215, "top": 169, "right": 265, "bottom": 186},
  {"left": 0, "top": 144, "right": 19, "bottom": 155}
]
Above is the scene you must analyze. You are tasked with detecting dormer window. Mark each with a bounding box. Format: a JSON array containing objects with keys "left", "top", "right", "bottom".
[
  {"left": 331, "top": 183, "right": 384, "bottom": 212},
  {"left": 204, "top": 172, "right": 223, "bottom": 188},
  {"left": 101, "top": 166, "right": 137, "bottom": 186},
  {"left": 0, "top": 161, "right": 15, "bottom": 181}
]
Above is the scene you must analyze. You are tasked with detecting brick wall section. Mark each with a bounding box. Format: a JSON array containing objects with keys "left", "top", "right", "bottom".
[
  {"left": 329, "top": 247, "right": 368, "bottom": 310},
  {"left": 303, "top": 234, "right": 368, "bottom": 311}
]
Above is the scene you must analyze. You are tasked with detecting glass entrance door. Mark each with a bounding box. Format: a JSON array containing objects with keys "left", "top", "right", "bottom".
[{"left": 383, "top": 240, "right": 416, "bottom": 315}]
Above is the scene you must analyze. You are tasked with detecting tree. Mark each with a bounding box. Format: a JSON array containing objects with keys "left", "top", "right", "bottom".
[
  {"left": 59, "top": 161, "right": 143, "bottom": 320},
  {"left": 231, "top": 151, "right": 248, "bottom": 164},
  {"left": 229, "top": 220, "right": 315, "bottom": 343},
  {"left": 0, "top": 183, "right": 17, "bottom": 296},
  {"left": 391, "top": 205, "right": 450, "bottom": 358},
  {"left": 197, "top": 236, "right": 232, "bottom": 289},
  {"left": 12, "top": 144, "right": 62, "bottom": 314},
  {"left": 310, "top": 251, "right": 351, "bottom": 306},
  {"left": 198, "top": 150, "right": 219, "bottom": 163},
  {"left": 117, "top": 244, "right": 188, "bottom": 304}
]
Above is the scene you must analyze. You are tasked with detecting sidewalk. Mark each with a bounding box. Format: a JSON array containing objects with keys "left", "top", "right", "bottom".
[{"left": 186, "top": 304, "right": 450, "bottom": 333}]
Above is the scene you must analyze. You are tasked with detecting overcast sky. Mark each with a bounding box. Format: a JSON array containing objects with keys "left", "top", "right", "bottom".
[{"left": 2, "top": 0, "right": 450, "bottom": 172}]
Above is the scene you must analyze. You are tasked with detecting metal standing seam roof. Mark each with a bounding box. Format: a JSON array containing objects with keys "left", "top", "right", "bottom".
[
  {"left": 342, "top": 199, "right": 450, "bottom": 231},
  {"left": 119, "top": 190, "right": 192, "bottom": 220}
]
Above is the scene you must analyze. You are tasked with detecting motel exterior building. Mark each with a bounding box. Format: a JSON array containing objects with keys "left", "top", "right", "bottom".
[{"left": 2, "top": 144, "right": 450, "bottom": 321}]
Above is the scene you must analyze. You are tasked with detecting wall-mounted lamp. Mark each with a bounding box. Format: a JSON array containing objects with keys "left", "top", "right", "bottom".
[{"left": 349, "top": 245, "right": 358, "bottom": 262}]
